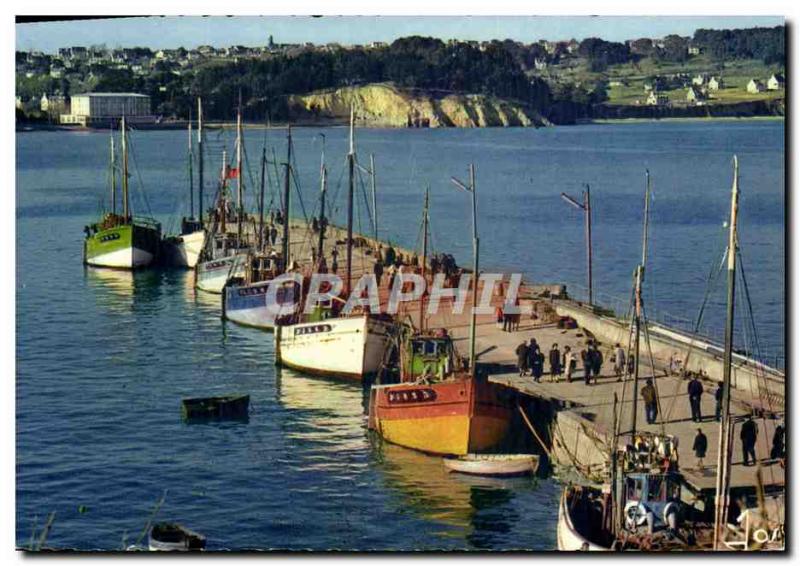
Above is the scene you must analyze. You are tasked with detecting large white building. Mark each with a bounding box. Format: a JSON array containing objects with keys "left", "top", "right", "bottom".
[{"left": 60, "top": 92, "right": 155, "bottom": 126}]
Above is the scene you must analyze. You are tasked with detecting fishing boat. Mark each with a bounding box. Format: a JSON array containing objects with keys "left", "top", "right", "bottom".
[
  {"left": 181, "top": 394, "right": 250, "bottom": 421},
  {"left": 274, "top": 108, "right": 394, "bottom": 380},
  {"left": 161, "top": 98, "right": 206, "bottom": 268},
  {"left": 368, "top": 165, "right": 515, "bottom": 456},
  {"left": 148, "top": 523, "right": 206, "bottom": 551},
  {"left": 195, "top": 103, "right": 252, "bottom": 293},
  {"left": 83, "top": 116, "right": 161, "bottom": 269},
  {"left": 557, "top": 161, "right": 784, "bottom": 552},
  {"left": 222, "top": 127, "right": 293, "bottom": 330},
  {"left": 443, "top": 453, "right": 539, "bottom": 476}
]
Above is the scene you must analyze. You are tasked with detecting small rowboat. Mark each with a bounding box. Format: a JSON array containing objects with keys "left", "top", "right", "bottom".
[
  {"left": 443, "top": 453, "right": 540, "bottom": 477},
  {"left": 181, "top": 394, "right": 249, "bottom": 422},
  {"left": 148, "top": 523, "right": 206, "bottom": 551}
]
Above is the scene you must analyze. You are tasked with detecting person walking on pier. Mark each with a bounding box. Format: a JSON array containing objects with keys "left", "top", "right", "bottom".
[
  {"left": 590, "top": 345, "right": 603, "bottom": 384},
  {"left": 641, "top": 378, "right": 658, "bottom": 424},
  {"left": 516, "top": 341, "right": 529, "bottom": 377},
  {"left": 693, "top": 428, "right": 708, "bottom": 472},
  {"left": 581, "top": 348, "right": 592, "bottom": 385},
  {"left": 771, "top": 422, "right": 785, "bottom": 461},
  {"left": 331, "top": 247, "right": 339, "bottom": 274},
  {"left": 531, "top": 348, "right": 544, "bottom": 383},
  {"left": 269, "top": 223, "right": 278, "bottom": 246},
  {"left": 715, "top": 382, "right": 724, "bottom": 421},
  {"left": 549, "top": 344, "right": 562, "bottom": 383},
  {"left": 373, "top": 258, "right": 384, "bottom": 287},
  {"left": 687, "top": 375, "right": 704, "bottom": 422},
  {"left": 613, "top": 343, "right": 626, "bottom": 381},
  {"left": 740, "top": 414, "right": 759, "bottom": 466},
  {"left": 563, "top": 346, "right": 576, "bottom": 383},
  {"left": 528, "top": 338, "right": 540, "bottom": 370}
]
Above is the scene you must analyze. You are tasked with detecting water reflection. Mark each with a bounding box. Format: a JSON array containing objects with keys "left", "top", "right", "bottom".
[
  {"left": 375, "top": 441, "right": 530, "bottom": 547},
  {"left": 276, "top": 368, "right": 368, "bottom": 455},
  {"left": 84, "top": 267, "right": 163, "bottom": 313}
]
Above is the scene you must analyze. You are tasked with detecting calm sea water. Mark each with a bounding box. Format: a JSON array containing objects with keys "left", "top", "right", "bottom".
[{"left": 16, "top": 120, "right": 784, "bottom": 550}]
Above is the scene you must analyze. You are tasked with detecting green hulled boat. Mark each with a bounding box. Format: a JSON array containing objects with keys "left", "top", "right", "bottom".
[{"left": 83, "top": 116, "right": 161, "bottom": 269}]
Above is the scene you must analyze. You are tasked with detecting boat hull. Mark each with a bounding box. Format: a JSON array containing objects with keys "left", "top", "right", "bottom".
[
  {"left": 370, "top": 378, "right": 513, "bottom": 456},
  {"left": 162, "top": 229, "right": 205, "bottom": 268},
  {"left": 195, "top": 254, "right": 247, "bottom": 294},
  {"left": 84, "top": 222, "right": 160, "bottom": 269},
  {"left": 443, "top": 454, "right": 539, "bottom": 476},
  {"left": 276, "top": 316, "right": 394, "bottom": 380},
  {"left": 222, "top": 279, "right": 297, "bottom": 330},
  {"left": 556, "top": 487, "right": 610, "bottom": 551}
]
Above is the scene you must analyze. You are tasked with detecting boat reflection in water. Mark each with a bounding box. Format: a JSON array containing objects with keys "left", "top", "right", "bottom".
[
  {"left": 276, "top": 367, "right": 370, "bottom": 456},
  {"left": 375, "top": 441, "right": 528, "bottom": 548},
  {"left": 85, "top": 266, "right": 163, "bottom": 313}
]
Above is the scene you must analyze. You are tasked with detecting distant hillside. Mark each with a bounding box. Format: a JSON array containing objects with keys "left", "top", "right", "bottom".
[{"left": 287, "top": 83, "right": 551, "bottom": 128}]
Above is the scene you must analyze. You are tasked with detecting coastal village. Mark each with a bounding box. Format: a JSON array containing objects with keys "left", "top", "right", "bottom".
[
  {"left": 16, "top": 25, "right": 785, "bottom": 127},
  {"left": 16, "top": 18, "right": 785, "bottom": 554}
]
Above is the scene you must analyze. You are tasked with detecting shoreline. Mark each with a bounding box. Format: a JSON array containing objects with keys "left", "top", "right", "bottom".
[{"left": 16, "top": 113, "right": 784, "bottom": 133}]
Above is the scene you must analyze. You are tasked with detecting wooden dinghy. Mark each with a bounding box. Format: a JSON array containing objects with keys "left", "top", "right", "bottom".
[
  {"left": 443, "top": 453, "right": 539, "bottom": 477},
  {"left": 148, "top": 523, "right": 206, "bottom": 551},
  {"left": 181, "top": 394, "right": 249, "bottom": 422}
]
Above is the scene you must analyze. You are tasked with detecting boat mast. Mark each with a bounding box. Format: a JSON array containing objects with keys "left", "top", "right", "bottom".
[
  {"left": 630, "top": 170, "right": 651, "bottom": 440},
  {"left": 450, "top": 164, "right": 478, "bottom": 378},
  {"left": 121, "top": 116, "right": 129, "bottom": 220},
  {"left": 317, "top": 134, "right": 327, "bottom": 266},
  {"left": 258, "top": 144, "right": 266, "bottom": 251},
  {"left": 110, "top": 130, "right": 116, "bottom": 216},
  {"left": 419, "top": 186, "right": 430, "bottom": 331},
  {"left": 713, "top": 156, "right": 740, "bottom": 550},
  {"left": 281, "top": 127, "right": 292, "bottom": 269},
  {"left": 220, "top": 149, "right": 228, "bottom": 234},
  {"left": 345, "top": 106, "right": 355, "bottom": 297},
  {"left": 236, "top": 99, "right": 244, "bottom": 244},
  {"left": 197, "top": 98, "right": 204, "bottom": 227},
  {"left": 188, "top": 117, "right": 194, "bottom": 219},
  {"left": 370, "top": 153, "right": 378, "bottom": 242}
]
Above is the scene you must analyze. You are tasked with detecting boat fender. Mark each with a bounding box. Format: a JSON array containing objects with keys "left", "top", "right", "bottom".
[
  {"left": 663, "top": 501, "right": 679, "bottom": 529},
  {"left": 624, "top": 501, "right": 648, "bottom": 529}
]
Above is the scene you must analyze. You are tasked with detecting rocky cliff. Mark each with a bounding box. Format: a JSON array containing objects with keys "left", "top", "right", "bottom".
[{"left": 287, "top": 83, "right": 550, "bottom": 128}]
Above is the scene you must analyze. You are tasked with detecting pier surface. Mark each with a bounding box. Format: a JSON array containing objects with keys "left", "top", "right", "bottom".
[{"left": 259, "top": 219, "right": 784, "bottom": 495}]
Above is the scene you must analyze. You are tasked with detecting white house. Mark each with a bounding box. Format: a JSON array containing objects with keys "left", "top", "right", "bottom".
[
  {"left": 646, "top": 91, "right": 669, "bottom": 106},
  {"left": 687, "top": 86, "right": 707, "bottom": 105},
  {"left": 747, "top": 79, "right": 765, "bottom": 94},
  {"left": 708, "top": 77, "right": 724, "bottom": 91},
  {"left": 767, "top": 74, "right": 785, "bottom": 91}
]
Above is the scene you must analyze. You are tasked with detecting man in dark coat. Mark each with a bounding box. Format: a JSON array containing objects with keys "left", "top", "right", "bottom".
[
  {"left": 531, "top": 349, "right": 544, "bottom": 383},
  {"left": 373, "top": 258, "right": 384, "bottom": 285},
  {"left": 515, "top": 342, "right": 529, "bottom": 377},
  {"left": 549, "top": 344, "right": 562, "bottom": 383},
  {"left": 591, "top": 346, "right": 603, "bottom": 383},
  {"left": 693, "top": 428, "right": 708, "bottom": 471},
  {"left": 641, "top": 378, "right": 658, "bottom": 424},
  {"left": 771, "top": 423, "right": 785, "bottom": 461},
  {"left": 581, "top": 348, "right": 592, "bottom": 385},
  {"left": 687, "top": 375, "right": 704, "bottom": 422},
  {"left": 715, "top": 382, "right": 724, "bottom": 421},
  {"left": 740, "top": 415, "right": 759, "bottom": 466}
]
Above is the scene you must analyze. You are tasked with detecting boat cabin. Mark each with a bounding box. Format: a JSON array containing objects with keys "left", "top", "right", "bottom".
[
  {"left": 622, "top": 472, "right": 682, "bottom": 531},
  {"left": 402, "top": 331, "right": 457, "bottom": 383}
]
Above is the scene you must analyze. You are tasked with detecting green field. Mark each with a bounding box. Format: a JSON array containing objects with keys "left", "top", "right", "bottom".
[{"left": 553, "top": 54, "right": 785, "bottom": 107}]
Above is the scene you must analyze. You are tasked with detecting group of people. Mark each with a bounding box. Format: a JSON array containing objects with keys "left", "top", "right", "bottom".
[
  {"left": 515, "top": 340, "right": 583, "bottom": 384},
  {"left": 691, "top": 414, "right": 784, "bottom": 472}
]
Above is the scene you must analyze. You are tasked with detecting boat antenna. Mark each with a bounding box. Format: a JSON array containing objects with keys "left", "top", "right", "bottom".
[
  {"left": 419, "top": 186, "right": 430, "bottom": 332},
  {"left": 110, "top": 127, "right": 116, "bottom": 216},
  {"left": 317, "top": 134, "right": 327, "bottom": 266},
  {"left": 121, "top": 115, "right": 129, "bottom": 220},
  {"left": 197, "top": 97, "right": 204, "bottom": 227},
  {"left": 282, "top": 127, "right": 292, "bottom": 269},
  {"left": 236, "top": 91, "right": 244, "bottom": 244},
  {"left": 345, "top": 105, "right": 355, "bottom": 297},
  {"left": 187, "top": 109, "right": 194, "bottom": 220},
  {"left": 450, "top": 164, "right": 478, "bottom": 378},
  {"left": 713, "top": 155, "right": 740, "bottom": 550},
  {"left": 629, "top": 169, "right": 651, "bottom": 441},
  {"left": 370, "top": 153, "right": 378, "bottom": 242}
]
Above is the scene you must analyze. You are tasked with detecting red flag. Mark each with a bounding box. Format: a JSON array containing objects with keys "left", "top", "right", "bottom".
[{"left": 226, "top": 167, "right": 239, "bottom": 179}]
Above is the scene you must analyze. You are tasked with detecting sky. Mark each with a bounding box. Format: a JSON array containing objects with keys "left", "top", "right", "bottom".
[{"left": 15, "top": 15, "right": 784, "bottom": 53}]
